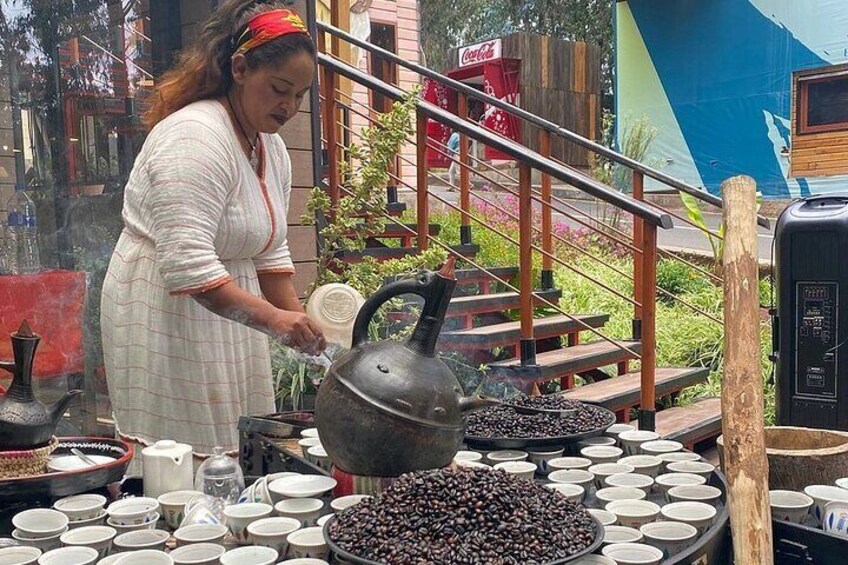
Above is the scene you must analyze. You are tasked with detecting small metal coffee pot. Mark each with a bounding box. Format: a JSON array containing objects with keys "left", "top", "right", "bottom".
[{"left": 315, "top": 259, "right": 495, "bottom": 477}]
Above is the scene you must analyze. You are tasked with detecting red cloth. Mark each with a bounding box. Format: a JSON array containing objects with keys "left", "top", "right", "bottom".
[{"left": 0, "top": 270, "right": 86, "bottom": 379}]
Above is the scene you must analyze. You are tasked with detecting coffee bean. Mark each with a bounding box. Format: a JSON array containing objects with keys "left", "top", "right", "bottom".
[
  {"left": 328, "top": 467, "right": 598, "bottom": 564},
  {"left": 465, "top": 400, "right": 613, "bottom": 440}
]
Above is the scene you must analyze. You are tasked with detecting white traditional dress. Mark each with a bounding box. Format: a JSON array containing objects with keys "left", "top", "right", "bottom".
[{"left": 101, "top": 100, "right": 296, "bottom": 460}]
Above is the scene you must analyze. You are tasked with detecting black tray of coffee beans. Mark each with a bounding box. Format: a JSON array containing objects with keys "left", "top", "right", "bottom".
[
  {"left": 465, "top": 397, "right": 616, "bottom": 449},
  {"left": 325, "top": 467, "right": 603, "bottom": 564}
]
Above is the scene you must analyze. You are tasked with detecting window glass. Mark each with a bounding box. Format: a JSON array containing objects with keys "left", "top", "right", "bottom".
[{"left": 0, "top": 0, "right": 181, "bottom": 432}]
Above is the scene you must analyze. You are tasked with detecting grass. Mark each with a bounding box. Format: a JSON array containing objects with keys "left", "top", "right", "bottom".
[{"left": 417, "top": 201, "right": 776, "bottom": 424}]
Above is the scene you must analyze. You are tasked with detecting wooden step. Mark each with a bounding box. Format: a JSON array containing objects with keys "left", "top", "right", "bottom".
[
  {"left": 487, "top": 340, "right": 641, "bottom": 383},
  {"left": 335, "top": 243, "right": 480, "bottom": 263},
  {"left": 560, "top": 367, "right": 710, "bottom": 414},
  {"left": 446, "top": 289, "right": 562, "bottom": 317},
  {"left": 654, "top": 397, "right": 722, "bottom": 448},
  {"left": 354, "top": 223, "right": 442, "bottom": 239},
  {"left": 454, "top": 266, "right": 518, "bottom": 284},
  {"left": 439, "top": 314, "right": 609, "bottom": 351}
]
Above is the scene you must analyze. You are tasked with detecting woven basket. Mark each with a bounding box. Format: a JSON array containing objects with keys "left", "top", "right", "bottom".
[{"left": 0, "top": 436, "right": 59, "bottom": 479}]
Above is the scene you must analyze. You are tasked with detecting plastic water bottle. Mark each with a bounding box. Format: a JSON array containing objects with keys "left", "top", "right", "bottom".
[
  {"left": 4, "top": 213, "right": 18, "bottom": 275},
  {"left": 7, "top": 186, "right": 40, "bottom": 274}
]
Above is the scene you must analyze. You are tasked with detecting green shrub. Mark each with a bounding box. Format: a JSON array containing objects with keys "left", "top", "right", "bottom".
[{"left": 656, "top": 258, "right": 710, "bottom": 302}]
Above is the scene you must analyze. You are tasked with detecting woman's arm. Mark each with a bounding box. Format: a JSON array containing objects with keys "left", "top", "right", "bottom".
[
  {"left": 193, "top": 280, "right": 324, "bottom": 354},
  {"left": 258, "top": 271, "right": 303, "bottom": 312}
]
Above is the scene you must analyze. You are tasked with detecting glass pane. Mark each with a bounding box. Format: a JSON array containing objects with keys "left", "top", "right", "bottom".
[
  {"left": 807, "top": 76, "right": 848, "bottom": 128},
  {"left": 0, "top": 0, "right": 181, "bottom": 433}
]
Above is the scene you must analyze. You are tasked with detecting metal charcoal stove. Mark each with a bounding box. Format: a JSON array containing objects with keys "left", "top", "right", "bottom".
[
  {"left": 773, "top": 516, "right": 848, "bottom": 564},
  {"left": 238, "top": 412, "right": 329, "bottom": 480}
]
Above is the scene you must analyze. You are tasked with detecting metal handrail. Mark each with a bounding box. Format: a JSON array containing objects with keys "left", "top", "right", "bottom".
[
  {"left": 317, "top": 21, "right": 770, "bottom": 229},
  {"left": 318, "top": 52, "right": 673, "bottom": 229}
]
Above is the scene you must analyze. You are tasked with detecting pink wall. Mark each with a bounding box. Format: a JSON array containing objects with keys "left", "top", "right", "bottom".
[{"left": 351, "top": 1, "right": 421, "bottom": 187}]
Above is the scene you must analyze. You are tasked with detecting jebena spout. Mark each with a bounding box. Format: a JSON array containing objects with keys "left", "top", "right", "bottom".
[{"left": 49, "top": 390, "right": 83, "bottom": 425}]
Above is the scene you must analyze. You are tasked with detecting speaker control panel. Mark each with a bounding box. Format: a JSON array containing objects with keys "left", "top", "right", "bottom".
[{"left": 795, "top": 282, "right": 838, "bottom": 399}]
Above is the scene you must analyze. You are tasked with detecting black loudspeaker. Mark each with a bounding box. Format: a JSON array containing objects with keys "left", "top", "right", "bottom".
[{"left": 774, "top": 195, "right": 848, "bottom": 430}]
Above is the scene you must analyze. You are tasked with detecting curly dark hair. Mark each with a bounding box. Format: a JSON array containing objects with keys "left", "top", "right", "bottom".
[{"left": 143, "top": 0, "right": 315, "bottom": 129}]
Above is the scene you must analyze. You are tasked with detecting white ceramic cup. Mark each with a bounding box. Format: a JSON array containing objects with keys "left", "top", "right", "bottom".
[
  {"left": 173, "top": 524, "right": 228, "bottom": 547},
  {"left": 618, "top": 430, "right": 660, "bottom": 456},
  {"left": 286, "top": 527, "right": 329, "bottom": 560},
  {"left": 605, "top": 423, "right": 636, "bottom": 442},
  {"left": 547, "top": 469, "right": 595, "bottom": 490},
  {"left": 580, "top": 446, "right": 623, "bottom": 465},
  {"left": 13, "top": 509, "right": 69, "bottom": 538},
  {"left": 617, "top": 455, "right": 663, "bottom": 478},
  {"left": 493, "top": 461, "right": 537, "bottom": 480},
  {"left": 330, "top": 495, "right": 371, "bottom": 515},
  {"left": 604, "top": 499, "right": 661, "bottom": 529},
  {"left": 37, "top": 546, "right": 99, "bottom": 565},
  {"left": 58, "top": 526, "right": 116, "bottom": 559},
  {"left": 602, "top": 541, "right": 663, "bottom": 565},
  {"left": 105, "top": 498, "right": 159, "bottom": 527},
  {"left": 570, "top": 556, "right": 616, "bottom": 565},
  {"left": 665, "top": 460, "right": 715, "bottom": 479},
  {"left": 640, "top": 521, "right": 698, "bottom": 560},
  {"left": 601, "top": 525, "right": 643, "bottom": 546},
  {"left": 667, "top": 485, "right": 722, "bottom": 506},
  {"left": 824, "top": 500, "right": 848, "bottom": 536},
  {"left": 113, "top": 549, "right": 173, "bottom": 565},
  {"left": 112, "top": 529, "right": 170, "bottom": 553},
  {"left": 660, "top": 501, "right": 717, "bottom": 535},
  {"left": 169, "top": 542, "right": 226, "bottom": 565},
  {"left": 268, "top": 476, "right": 337, "bottom": 502},
  {"left": 588, "top": 463, "right": 635, "bottom": 490},
  {"left": 298, "top": 438, "right": 321, "bottom": 459},
  {"left": 220, "top": 545, "right": 278, "bottom": 565},
  {"left": 247, "top": 517, "right": 301, "bottom": 556},
  {"left": 804, "top": 485, "right": 848, "bottom": 526},
  {"left": 545, "top": 483, "right": 585, "bottom": 503},
  {"left": 604, "top": 472, "right": 654, "bottom": 494},
  {"left": 577, "top": 437, "right": 617, "bottom": 450},
  {"left": 587, "top": 508, "right": 617, "bottom": 527},
  {"left": 157, "top": 491, "right": 203, "bottom": 530},
  {"left": 639, "top": 440, "right": 683, "bottom": 457},
  {"left": 526, "top": 447, "right": 565, "bottom": 475},
  {"left": 769, "top": 490, "right": 814, "bottom": 524},
  {"left": 275, "top": 498, "right": 325, "bottom": 527},
  {"left": 0, "top": 546, "right": 41, "bottom": 565},
  {"left": 654, "top": 473, "right": 707, "bottom": 499},
  {"left": 452, "top": 451, "right": 482, "bottom": 463},
  {"left": 485, "top": 450, "right": 528, "bottom": 464},
  {"left": 223, "top": 503, "right": 272, "bottom": 545},
  {"left": 547, "top": 457, "right": 593, "bottom": 472},
  {"left": 53, "top": 495, "right": 107, "bottom": 522},
  {"left": 11, "top": 527, "right": 67, "bottom": 553},
  {"left": 657, "top": 451, "right": 701, "bottom": 472},
  {"left": 595, "top": 487, "right": 646, "bottom": 505}
]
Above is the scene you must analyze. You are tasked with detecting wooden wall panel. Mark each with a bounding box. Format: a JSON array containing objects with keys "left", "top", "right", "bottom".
[
  {"left": 289, "top": 150, "right": 315, "bottom": 189},
  {"left": 288, "top": 225, "right": 318, "bottom": 262},
  {"left": 287, "top": 188, "right": 313, "bottom": 225},
  {"left": 278, "top": 111, "right": 312, "bottom": 152},
  {"left": 292, "top": 261, "right": 318, "bottom": 297}
]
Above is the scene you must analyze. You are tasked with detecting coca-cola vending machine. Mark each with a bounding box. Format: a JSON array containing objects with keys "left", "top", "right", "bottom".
[{"left": 425, "top": 38, "right": 522, "bottom": 167}]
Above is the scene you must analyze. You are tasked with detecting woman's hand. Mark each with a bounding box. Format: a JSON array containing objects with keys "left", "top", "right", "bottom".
[{"left": 271, "top": 310, "right": 327, "bottom": 355}]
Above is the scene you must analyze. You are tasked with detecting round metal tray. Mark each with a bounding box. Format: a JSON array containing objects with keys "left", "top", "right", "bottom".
[
  {"left": 464, "top": 405, "right": 617, "bottom": 450},
  {"left": 0, "top": 437, "right": 133, "bottom": 503},
  {"left": 324, "top": 512, "right": 605, "bottom": 565}
]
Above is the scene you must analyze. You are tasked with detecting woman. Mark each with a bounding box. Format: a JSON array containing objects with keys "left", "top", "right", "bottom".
[{"left": 101, "top": 0, "right": 325, "bottom": 465}]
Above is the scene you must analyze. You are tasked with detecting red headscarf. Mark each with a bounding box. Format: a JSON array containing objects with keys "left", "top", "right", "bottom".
[{"left": 232, "top": 9, "right": 310, "bottom": 57}]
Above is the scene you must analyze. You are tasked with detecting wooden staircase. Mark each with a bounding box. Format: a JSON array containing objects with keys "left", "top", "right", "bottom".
[{"left": 316, "top": 18, "right": 742, "bottom": 450}]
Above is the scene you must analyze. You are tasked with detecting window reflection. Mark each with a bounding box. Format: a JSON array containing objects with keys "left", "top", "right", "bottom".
[{"left": 0, "top": 0, "right": 181, "bottom": 432}]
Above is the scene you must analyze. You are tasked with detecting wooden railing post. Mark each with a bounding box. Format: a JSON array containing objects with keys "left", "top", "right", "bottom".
[
  {"left": 632, "top": 171, "right": 645, "bottom": 327},
  {"left": 539, "top": 130, "right": 554, "bottom": 290},
  {"left": 321, "top": 65, "right": 340, "bottom": 218},
  {"left": 458, "top": 92, "right": 472, "bottom": 246},
  {"left": 519, "top": 163, "right": 536, "bottom": 365},
  {"left": 416, "top": 109, "right": 429, "bottom": 251},
  {"left": 639, "top": 221, "right": 658, "bottom": 432}
]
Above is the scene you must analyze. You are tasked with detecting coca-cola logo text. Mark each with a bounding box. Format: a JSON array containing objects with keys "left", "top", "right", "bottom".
[{"left": 459, "top": 39, "right": 501, "bottom": 67}]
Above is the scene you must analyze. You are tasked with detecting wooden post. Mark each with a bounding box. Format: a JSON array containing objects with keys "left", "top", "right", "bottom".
[
  {"left": 632, "top": 171, "right": 645, "bottom": 323},
  {"left": 721, "top": 175, "right": 773, "bottom": 565},
  {"left": 639, "top": 222, "right": 657, "bottom": 432},
  {"left": 519, "top": 163, "right": 536, "bottom": 366},
  {"left": 539, "top": 130, "right": 553, "bottom": 289},
  {"left": 458, "top": 92, "right": 472, "bottom": 245},
  {"left": 416, "top": 110, "right": 429, "bottom": 251}
]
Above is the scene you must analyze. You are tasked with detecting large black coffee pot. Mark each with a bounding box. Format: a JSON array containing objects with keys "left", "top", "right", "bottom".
[
  {"left": 0, "top": 321, "right": 82, "bottom": 450},
  {"left": 315, "top": 259, "right": 496, "bottom": 477}
]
